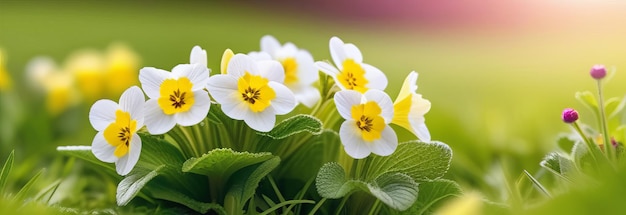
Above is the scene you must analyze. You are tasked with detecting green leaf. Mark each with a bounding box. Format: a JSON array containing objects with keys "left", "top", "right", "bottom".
[
  {"left": 523, "top": 170, "right": 552, "bottom": 198},
  {"left": 575, "top": 91, "right": 600, "bottom": 117},
  {"left": 147, "top": 183, "right": 226, "bottom": 214},
  {"left": 0, "top": 150, "right": 14, "bottom": 196},
  {"left": 117, "top": 165, "right": 165, "bottom": 206},
  {"left": 315, "top": 162, "right": 360, "bottom": 199},
  {"left": 366, "top": 141, "right": 452, "bottom": 182},
  {"left": 606, "top": 97, "right": 625, "bottom": 119},
  {"left": 367, "top": 172, "right": 419, "bottom": 211},
  {"left": 182, "top": 148, "right": 273, "bottom": 181},
  {"left": 258, "top": 114, "right": 323, "bottom": 139},
  {"left": 14, "top": 169, "right": 44, "bottom": 201},
  {"left": 276, "top": 130, "right": 341, "bottom": 181},
  {"left": 401, "top": 179, "right": 462, "bottom": 215},
  {"left": 226, "top": 156, "right": 281, "bottom": 211},
  {"left": 57, "top": 146, "right": 116, "bottom": 173},
  {"left": 540, "top": 152, "right": 574, "bottom": 181},
  {"left": 572, "top": 141, "right": 597, "bottom": 174},
  {"left": 557, "top": 136, "right": 576, "bottom": 153}
]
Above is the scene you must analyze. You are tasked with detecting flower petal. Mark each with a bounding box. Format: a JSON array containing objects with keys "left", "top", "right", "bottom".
[
  {"left": 369, "top": 125, "right": 398, "bottom": 156},
  {"left": 172, "top": 64, "right": 209, "bottom": 91},
  {"left": 139, "top": 67, "right": 172, "bottom": 99},
  {"left": 119, "top": 86, "right": 146, "bottom": 129},
  {"left": 295, "top": 50, "right": 318, "bottom": 85},
  {"left": 248, "top": 51, "right": 272, "bottom": 61},
  {"left": 243, "top": 108, "right": 276, "bottom": 132},
  {"left": 190, "top": 46, "right": 207, "bottom": 67},
  {"left": 362, "top": 63, "right": 388, "bottom": 91},
  {"left": 268, "top": 82, "right": 296, "bottom": 115},
  {"left": 293, "top": 85, "right": 321, "bottom": 108},
  {"left": 411, "top": 122, "right": 431, "bottom": 142},
  {"left": 340, "top": 120, "right": 371, "bottom": 159},
  {"left": 315, "top": 61, "right": 339, "bottom": 76},
  {"left": 329, "top": 36, "right": 347, "bottom": 70},
  {"left": 228, "top": 54, "right": 258, "bottom": 77},
  {"left": 89, "top": 99, "right": 118, "bottom": 131},
  {"left": 396, "top": 71, "right": 418, "bottom": 103},
  {"left": 258, "top": 60, "right": 285, "bottom": 83},
  {"left": 206, "top": 74, "right": 238, "bottom": 104},
  {"left": 174, "top": 90, "right": 211, "bottom": 126},
  {"left": 344, "top": 43, "right": 363, "bottom": 63},
  {"left": 334, "top": 90, "right": 363, "bottom": 120},
  {"left": 220, "top": 49, "right": 235, "bottom": 75},
  {"left": 144, "top": 99, "right": 176, "bottom": 134},
  {"left": 364, "top": 89, "right": 394, "bottom": 123},
  {"left": 91, "top": 131, "right": 117, "bottom": 163},
  {"left": 222, "top": 97, "right": 250, "bottom": 120},
  {"left": 115, "top": 134, "right": 142, "bottom": 176},
  {"left": 261, "top": 35, "right": 281, "bottom": 56}
]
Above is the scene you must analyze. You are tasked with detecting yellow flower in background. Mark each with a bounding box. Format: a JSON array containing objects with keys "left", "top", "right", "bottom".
[
  {"left": 392, "top": 71, "right": 431, "bottom": 142},
  {"left": 105, "top": 43, "right": 140, "bottom": 98},
  {"left": 67, "top": 50, "right": 106, "bottom": 102},
  {"left": 26, "top": 57, "right": 80, "bottom": 115},
  {"left": 435, "top": 192, "right": 482, "bottom": 215},
  {"left": 0, "top": 49, "right": 12, "bottom": 91},
  {"left": 25, "top": 43, "right": 141, "bottom": 115}
]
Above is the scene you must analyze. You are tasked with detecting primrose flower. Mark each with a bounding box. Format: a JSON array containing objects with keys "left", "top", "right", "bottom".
[
  {"left": 220, "top": 49, "right": 234, "bottom": 75},
  {"left": 334, "top": 89, "right": 397, "bottom": 159},
  {"left": 140, "top": 53, "right": 211, "bottom": 134},
  {"left": 392, "top": 71, "right": 431, "bottom": 142},
  {"left": 0, "top": 49, "right": 12, "bottom": 92},
  {"left": 105, "top": 44, "right": 140, "bottom": 98},
  {"left": 206, "top": 54, "right": 296, "bottom": 132},
  {"left": 315, "top": 36, "right": 387, "bottom": 93},
  {"left": 89, "top": 86, "right": 145, "bottom": 176},
  {"left": 253, "top": 35, "right": 320, "bottom": 107},
  {"left": 190, "top": 45, "right": 208, "bottom": 68},
  {"left": 26, "top": 57, "right": 80, "bottom": 115}
]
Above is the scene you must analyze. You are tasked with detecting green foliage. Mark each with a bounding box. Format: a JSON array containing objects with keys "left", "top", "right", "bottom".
[
  {"left": 316, "top": 141, "right": 456, "bottom": 212},
  {"left": 225, "top": 157, "right": 281, "bottom": 213},
  {"left": 182, "top": 148, "right": 273, "bottom": 180},
  {"left": 258, "top": 114, "right": 323, "bottom": 139},
  {"left": 116, "top": 165, "right": 164, "bottom": 206},
  {"left": 400, "top": 179, "right": 462, "bottom": 215},
  {"left": 0, "top": 150, "right": 14, "bottom": 196}
]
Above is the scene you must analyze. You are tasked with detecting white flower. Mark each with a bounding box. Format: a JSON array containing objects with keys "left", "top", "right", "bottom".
[
  {"left": 315, "top": 36, "right": 387, "bottom": 93},
  {"left": 334, "top": 89, "right": 398, "bottom": 159},
  {"left": 392, "top": 71, "right": 431, "bottom": 142},
  {"left": 139, "top": 61, "right": 211, "bottom": 134},
  {"left": 89, "top": 86, "right": 145, "bottom": 175},
  {"left": 190, "top": 45, "right": 208, "bottom": 68},
  {"left": 253, "top": 35, "right": 320, "bottom": 107},
  {"left": 206, "top": 54, "right": 296, "bottom": 132}
]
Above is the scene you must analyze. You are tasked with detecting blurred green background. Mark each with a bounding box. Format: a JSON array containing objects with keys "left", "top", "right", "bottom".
[{"left": 2, "top": 0, "right": 626, "bottom": 213}]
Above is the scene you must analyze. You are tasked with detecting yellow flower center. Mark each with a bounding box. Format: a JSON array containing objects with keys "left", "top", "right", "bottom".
[
  {"left": 337, "top": 59, "right": 368, "bottom": 93},
  {"left": 281, "top": 57, "right": 298, "bottom": 85},
  {"left": 158, "top": 77, "right": 195, "bottom": 115},
  {"left": 104, "top": 110, "right": 137, "bottom": 158},
  {"left": 238, "top": 72, "right": 276, "bottom": 112},
  {"left": 351, "top": 101, "right": 385, "bottom": 141}
]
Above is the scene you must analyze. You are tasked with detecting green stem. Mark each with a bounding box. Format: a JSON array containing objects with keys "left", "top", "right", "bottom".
[
  {"left": 258, "top": 200, "right": 315, "bottom": 215},
  {"left": 335, "top": 193, "right": 351, "bottom": 215},
  {"left": 307, "top": 198, "right": 327, "bottom": 215},
  {"left": 596, "top": 80, "right": 615, "bottom": 162},
  {"left": 368, "top": 199, "right": 381, "bottom": 215}
]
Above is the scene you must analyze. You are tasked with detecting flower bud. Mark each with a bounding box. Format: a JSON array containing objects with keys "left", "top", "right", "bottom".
[
  {"left": 590, "top": 64, "right": 606, "bottom": 80},
  {"left": 562, "top": 108, "right": 578, "bottom": 123}
]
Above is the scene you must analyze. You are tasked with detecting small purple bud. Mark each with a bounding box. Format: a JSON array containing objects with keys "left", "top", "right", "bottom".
[
  {"left": 562, "top": 108, "right": 578, "bottom": 123},
  {"left": 590, "top": 64, "right": 607, "bottom": 80},
  {"left": 611, "top": 137, "right": 619, "bottom": 148}
]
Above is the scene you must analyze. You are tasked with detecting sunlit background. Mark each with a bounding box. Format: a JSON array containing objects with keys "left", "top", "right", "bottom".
[{"left": 2, "top": 0, "right": 626, "bottom": 213}]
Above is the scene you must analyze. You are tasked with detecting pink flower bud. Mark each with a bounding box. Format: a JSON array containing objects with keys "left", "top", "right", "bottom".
[
  {"left": 562, "top": 108, "right": 578, "bottom": 123},
  {"left": 590, "top": 64, "right": 606, "bottom": 80}
]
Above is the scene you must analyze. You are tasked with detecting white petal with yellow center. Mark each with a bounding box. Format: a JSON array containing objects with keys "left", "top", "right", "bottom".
[
  {"left": 334, "top": 89, "right": 398, "bottom": 159},
  {"left": 89, "top": 86, "right": 145, "bottom": 176},
  {"left": 207, "top": 54, "right": 296, "bottom": 132}
]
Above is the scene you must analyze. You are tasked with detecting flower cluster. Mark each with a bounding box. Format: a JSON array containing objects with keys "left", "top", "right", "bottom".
[
  {"left": 27, "top": 43, "right": 140, "bottom": 115},
  {"left": 88, "top": 35, "right": 433, "bottom": 175}
]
